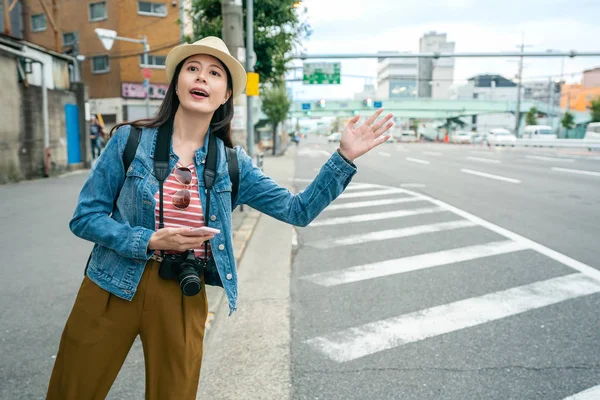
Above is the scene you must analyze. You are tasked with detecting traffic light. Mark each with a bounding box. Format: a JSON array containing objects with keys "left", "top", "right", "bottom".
[
  {"left": 352, "top": 110, "right": 359, "bottom": 116},
  {"left": 305, "top": 110, "right": 312, "bottom": 116},
  {"left": 363, "top": 98, "right": 373, "bottom": 107},
  {"left": 317, "top": 99, "right": 326, "bottom": 108}
]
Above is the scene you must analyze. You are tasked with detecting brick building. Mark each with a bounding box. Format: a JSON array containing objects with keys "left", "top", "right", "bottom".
[{"left": 18, "top": 0, "right": 193, "bottom": 129}]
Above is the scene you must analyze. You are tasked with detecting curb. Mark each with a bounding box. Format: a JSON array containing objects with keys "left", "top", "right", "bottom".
[{"left": 204, "top": 207, "right": 261, "bottom": 332}]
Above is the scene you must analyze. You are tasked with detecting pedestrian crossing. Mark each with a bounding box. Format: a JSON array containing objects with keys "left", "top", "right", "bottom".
[{"left": 294, "top": 181, "right": 600, "bottom": 398}]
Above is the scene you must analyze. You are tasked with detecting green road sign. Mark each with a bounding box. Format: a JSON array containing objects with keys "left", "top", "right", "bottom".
[{"left": 303, "top": 62, "right": 341, "bottom": 85}]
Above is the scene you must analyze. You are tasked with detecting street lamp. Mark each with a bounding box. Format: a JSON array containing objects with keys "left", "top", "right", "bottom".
[{"left": 95, "top": 28, "right": 151, "bottom": 118}]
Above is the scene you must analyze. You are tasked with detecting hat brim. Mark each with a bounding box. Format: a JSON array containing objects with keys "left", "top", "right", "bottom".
[{"left": 165, "top": 44, "right": 247, "bottom": 98}]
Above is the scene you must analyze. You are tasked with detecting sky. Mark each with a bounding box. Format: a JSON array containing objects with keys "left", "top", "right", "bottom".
[{"left": 287, "top": 0, "right": 600, "bottom": 100}]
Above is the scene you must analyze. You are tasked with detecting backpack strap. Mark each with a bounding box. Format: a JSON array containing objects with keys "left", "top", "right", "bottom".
[
  {"left": 225, "top": 146, "right": 239, "bottom": 209},
  {"left": 123, "top": 125, "right": 142, "bottom": 173}
]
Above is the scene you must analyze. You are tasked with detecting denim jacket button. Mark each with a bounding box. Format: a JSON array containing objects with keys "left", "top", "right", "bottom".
[
  {"left": 226, "top": 273, "right": 233, "bottom": 280},
  {"left": 218, "top": 244, "right": 225, "bottom": 251},
  {"left": 210, "top": 215, "right": 216, "bottom": 221}
]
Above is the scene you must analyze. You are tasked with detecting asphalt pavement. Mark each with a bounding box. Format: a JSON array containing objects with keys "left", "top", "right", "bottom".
[{"left": 290, "top": 137, "right": 600, "bottom": 400}]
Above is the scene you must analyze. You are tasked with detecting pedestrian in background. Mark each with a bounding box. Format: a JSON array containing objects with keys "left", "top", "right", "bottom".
[
  {"left": 89, "top": 115, "right": 104, "bottom": 159},
  {"left": 46, "top": 36, "right": 393, "bottom": 400}
]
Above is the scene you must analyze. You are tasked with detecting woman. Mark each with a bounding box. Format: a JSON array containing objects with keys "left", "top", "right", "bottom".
[{"left": 46, "top": 36, "right": 393, "bottom": 400}]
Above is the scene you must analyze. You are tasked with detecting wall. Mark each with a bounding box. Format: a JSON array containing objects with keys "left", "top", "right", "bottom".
[
  {"left": 0, "top": 55, "right": 22, "bottom": 182},
  {"left": 582, "top": 68, "right": 600, "bottom": 88}
]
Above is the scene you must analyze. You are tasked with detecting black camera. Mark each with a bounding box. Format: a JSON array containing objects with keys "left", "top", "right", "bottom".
[{"left": 158, "top": 250, "right": 204, "bottom": 296}]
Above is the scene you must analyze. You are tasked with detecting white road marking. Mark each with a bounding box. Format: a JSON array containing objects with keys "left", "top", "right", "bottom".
[
  {"left": 291, "top": 229, "right": 298, "bottom": 247},
  {"left": 306, "top": 273, "right": 600, "bottom": 363},
  {"left": 551, "top": 167, "right": 600, "bottom": 177},
  {"left": 326, "top": 197, "right": 425, "bottom": 211},
  {"left": 396, "top": 147, "right": 409, "bottom": 152},
  {"left": 400, "top": 183, "right": 426, "bottom": 188},
  {"left": 338, "top": 188, "right": 408, "bottom": 199},
  {"left": 400, "top": 187, "right": 600, "bottom": 282},
  {"left": 379, "top": 152, "right": 391, "bottom": 157},
  {"left": 306, "top": 220, "right": 477, "bottom": 249},
  {"left": 466, "top": 156, "right": 501, "bottom": 164},
  {"left": 424, "top": 151, "right": 442, "bottom": 156},
  {"left": 406, "top": 157, "right": 431, "bottom": 165},
  {"left": 461, "top": 169, "right": 521, "bottom": 184},
  {"left": 344, "top": 183, "right": 383, "bottom": 191},
  {"left": 302, "top": 240, "right": 527, "bottom": 286},
  {"left": 309, "top": 207, "right": 444, "bottom": 227},
  {"left": 563, "top": 385, "right": 600, "bottom": 400},
  {"left": 526, "top": 155, "right": 575, "bottom": 163}
]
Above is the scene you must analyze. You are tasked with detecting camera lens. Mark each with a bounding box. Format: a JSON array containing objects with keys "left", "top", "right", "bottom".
[{"left": 178, "top": 265, "right": 201, "bottom": 296}]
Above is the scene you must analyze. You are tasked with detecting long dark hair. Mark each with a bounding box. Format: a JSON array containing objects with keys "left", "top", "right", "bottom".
[{"left": 110, "top": 57, "right": 235, "bottom": 148}]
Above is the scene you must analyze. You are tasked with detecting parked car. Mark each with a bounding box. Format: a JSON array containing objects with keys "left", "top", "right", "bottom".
[
  {"left": 451, "top": 131, "right": 472, "bottom": 144},
  {"left": 584, "top": 122, "right": 600, "bottom": 140},
  {"left": 398, "top": 130, "right": 418, "bottom": 142},
  {"left": 471, "top": 133, "right": 484, "bottom": 144},
  {"left": 327, "top": 132, "right": 342, "bottom": 143},
  {"left": 523, "top": 125, "right": 557, "bottom": 140},
  {"left": 485, "top": 128, "right": 517, "bottom": 146}
]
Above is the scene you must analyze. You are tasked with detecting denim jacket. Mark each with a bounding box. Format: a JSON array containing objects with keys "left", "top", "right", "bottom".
[{"left": 70, "top": 124, "right": 357, "bottom": 314}]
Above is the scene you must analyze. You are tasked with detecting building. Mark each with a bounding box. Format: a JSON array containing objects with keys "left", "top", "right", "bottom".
[
  {"left": 450, "top": 74, "right": 518, "bottom": 132},
  {"left": 522, "top": 80, "right": 561, "bottom": 106},
  {"left": 418, "top": 31, "right": 455, "bottom": 99},
  {"left": 353, "top": 83, "right": 377, "bottom": 101},
  {"left": 560, "top": 67, "right": 600, "bottom": 112},
  {"left": 376, "top": 51, "right": 418, "bottom": 100},
  {"left": 12, "top": 0, "right": 194, "bottom": 129}
]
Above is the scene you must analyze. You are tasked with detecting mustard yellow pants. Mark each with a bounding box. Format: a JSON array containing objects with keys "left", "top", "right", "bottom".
[{"left": 46, "top": 260, "right": 208, "bottom": 400}]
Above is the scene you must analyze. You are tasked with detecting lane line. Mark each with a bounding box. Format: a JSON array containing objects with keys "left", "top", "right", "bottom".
[
  {"left": 526, "top": 155, "right": 575, "bottom": 163},
  {"left": 306, "top": 220, "right": 477, "bottom": 249},
  {"left": 338, "top": 188, "right": 409, "bottom": 199},
  {"left": 306, "top": 273, "right": 600, "bottom": 363},
  {"left": 424, "top": 151, "right": 442, "bottom": 156},
  {"left": 400, "top": 183, "right": 426, "bottom": 188},
  {"left": 326, "top": 197, "right": 425, "bottom": 211},
  {"left": 563, "top": 385, "right": 600, "bottom": 400},
  {"left": 398, "top": 187, "right": 600, "bottom": 282},
  {"left": 406, "top": 157, "right": 431, "bottom": 165},
  {"left": 461, "top": 169, "right": 521, "bottom": 184},
  {"left": 551, "top": 167, "right": 600, "bottom": 177},
  {"left": 466, "top": 156, "right": 502, "bottom": 164},
  {"left": 302, "top": 240, "right": 528, "bottom": 286},
  {"left": 344, "top": 183, "right": 382, "bottom": 191},
  {"left": 309, "top": 207, "right": 444, "bottom": 227},
  {"left": 379, "top": 152, "right": 392, "bottom": 157}
]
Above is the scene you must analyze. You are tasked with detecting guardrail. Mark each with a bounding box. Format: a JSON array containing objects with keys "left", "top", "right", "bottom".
[{"left": 509, "top": 139, "right": 600, "bottom": 150}]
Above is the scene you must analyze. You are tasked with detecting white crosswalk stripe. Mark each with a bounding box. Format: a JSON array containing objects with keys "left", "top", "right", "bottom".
[
  {"left": 305, "top": 220, "right": 477, "bottom": 249},
  {"left": 306, "top": 273, "right": 600, "bottom": 362},
  {"left": 301, "top": 240, "right": 528, "bottom": 286},
  {"left": 325, "top": 196, "right": 425, "bottom": 211},
  {"left": 563, "top": 385, "right": 600, "bottom": 400},
  {"left": 337, "top": 188, "right": 408, "bottom": 199},
  {"left": 309, "top": 207, "right": 444, "bottom": 227}
]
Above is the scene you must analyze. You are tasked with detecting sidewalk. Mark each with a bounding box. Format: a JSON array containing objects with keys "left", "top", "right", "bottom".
[{"left": 197, "top": 146, "right": 298, "bottom": 400}]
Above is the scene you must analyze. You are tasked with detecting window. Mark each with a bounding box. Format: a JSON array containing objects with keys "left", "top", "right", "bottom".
[
  {"left": 138, "top": 1, "right": 167, "bottom": 16},
  {"left": 63, "top": 32, "right": 77, "bottom": 46},
  {"left": 139, "top": 55, "right": 166, "bottom": 68},
  {"left": 92, "top": 55, "right": 110, "bottom": 74},
  {"left": 89, "top": 1, "right": 107, "bottom": 21},
  {"left": 31, "top": 14, "right": 47, "bottom": 32}
]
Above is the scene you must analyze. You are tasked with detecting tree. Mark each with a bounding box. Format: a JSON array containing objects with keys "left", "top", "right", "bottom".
[
  {"left": 190, "top": 0, "right": 311, "bottom": 85},
  {"left": 261, "top": 84, "right": 292, "bottom": 155},
  {"left": 590, "top": 97, "right": 600, "bottom": 122},
  {"left": 526, "top": 107, "right": 538, "bottom": 126},
  {"left": 561, "top": 111, "right": 575, "bottom": 138}
]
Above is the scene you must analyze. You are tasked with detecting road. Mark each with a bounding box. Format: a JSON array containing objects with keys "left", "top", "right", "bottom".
[{"left": 290, "top": 138, "right": 600, "bottom": 400}]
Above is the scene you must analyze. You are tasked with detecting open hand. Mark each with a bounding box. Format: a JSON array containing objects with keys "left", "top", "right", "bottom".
[{"left": 338, "top": 108, "right": 394, "bottom": 162}]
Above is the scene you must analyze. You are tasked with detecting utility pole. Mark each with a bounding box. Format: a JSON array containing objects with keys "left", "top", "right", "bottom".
[
  {"left": 3, "top": 0, "right": 10, "bottom": 35},
  {"left": 245, "top": 0, "right": 255, "bottom": 158},
  {"left": 514, "top": 37, "right": 525, "bottom": 137},
  {"left": 221, "top": 0, "right": 247, "bottom": 147}
]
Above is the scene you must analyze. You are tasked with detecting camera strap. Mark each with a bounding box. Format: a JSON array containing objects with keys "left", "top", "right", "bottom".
[{"left": 154, "top": 121, "right": 219, "bottom": 263}]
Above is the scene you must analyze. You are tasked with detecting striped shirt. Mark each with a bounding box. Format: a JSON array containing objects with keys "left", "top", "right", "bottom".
[{"left": 153, "top": 163, "right": 212, "bottom": 259}]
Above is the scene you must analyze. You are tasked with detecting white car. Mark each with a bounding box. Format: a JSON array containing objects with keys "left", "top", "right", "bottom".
[
  {"left": 451, "top": 131, "right": 472, "bottom": 144},
  {"left": 485, "top": 128, "right": 517, "bottom": 146},
  {"left": 398, "top": 130, "right": 418, "bottom": 142},
  {"left": 327, "top": 132, "right": 342, "bottom": 143},
  {"left": 523, "top": 125, "right": 557, "bottom": 140}
]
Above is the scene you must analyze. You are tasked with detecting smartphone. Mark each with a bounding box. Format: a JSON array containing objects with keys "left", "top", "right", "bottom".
[{"left": 183, "top": 226, "right": 221, "bottom": 236}]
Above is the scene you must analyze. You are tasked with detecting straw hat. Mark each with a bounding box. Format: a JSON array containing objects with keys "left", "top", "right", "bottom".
[{"left": 165, "top": 36, "right": 247, "bottom": 97}]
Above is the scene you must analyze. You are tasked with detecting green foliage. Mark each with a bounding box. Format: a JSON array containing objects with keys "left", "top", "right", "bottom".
[
  {"left": 260, "top": 84, "right": 292, "bottom": 130},
  {"left": 561, "top": 111, "right": 575, "bottom": 130},
  {"left": 526, "top": 107, "right": 538, "bottom": 126},
  {"left": 190, "top": 0, "right": 311, "bottom": 85},
  {"left": 589, "top": 97, "right": 600, "bottom": 122}
]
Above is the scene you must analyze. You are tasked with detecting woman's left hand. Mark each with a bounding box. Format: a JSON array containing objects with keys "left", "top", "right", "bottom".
[{"left": 338, "top": 108, "right": 394, "bottom": 162}]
